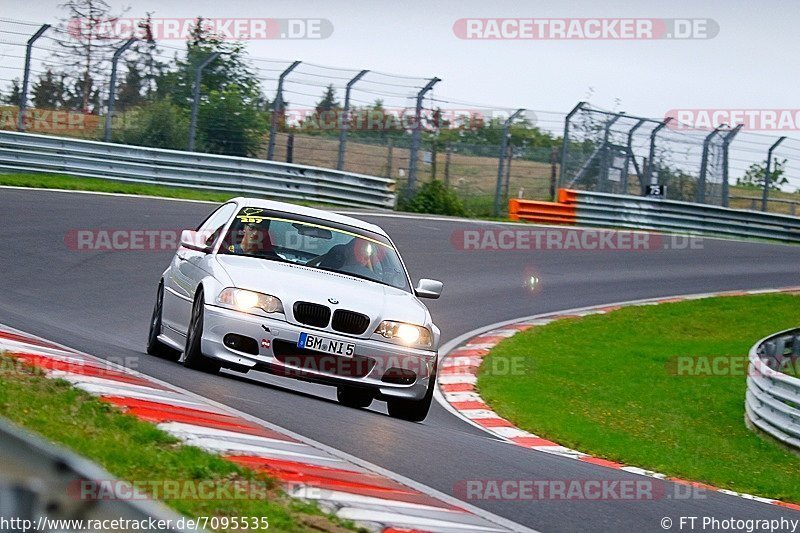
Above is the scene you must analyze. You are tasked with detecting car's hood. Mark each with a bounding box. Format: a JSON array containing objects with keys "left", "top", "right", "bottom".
[{"left": 214, "top": 255, "right": 429, "bottom": 330}]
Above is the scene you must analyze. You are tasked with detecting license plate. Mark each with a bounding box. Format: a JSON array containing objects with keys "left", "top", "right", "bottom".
[{"left": 297, "top": 332, "right": 355, "bottom": 357}]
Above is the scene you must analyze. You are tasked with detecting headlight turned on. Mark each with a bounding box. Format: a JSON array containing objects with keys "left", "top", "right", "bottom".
[
  {"left": 217, "top": 288, "right": 284, "bottom": 314},
  {"left": 375, "top": 321, "right": 433, "bottom": 348}
]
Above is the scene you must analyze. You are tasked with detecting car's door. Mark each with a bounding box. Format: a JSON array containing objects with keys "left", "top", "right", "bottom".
[{"left": 163, "top": 202, "right": 238, "bottom": 336}]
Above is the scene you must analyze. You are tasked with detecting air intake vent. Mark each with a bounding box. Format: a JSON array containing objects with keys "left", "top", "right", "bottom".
[
  {"left": 331, "top": 309, "right": 371, "bottom": 335},
  {"left": 293, "top": 302, "right": 331, "bottom": 328}
]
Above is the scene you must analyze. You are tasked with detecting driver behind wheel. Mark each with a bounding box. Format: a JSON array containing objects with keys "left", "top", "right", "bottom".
[{"left": 228, "top": 222, "right": 275, "bottom": 256}]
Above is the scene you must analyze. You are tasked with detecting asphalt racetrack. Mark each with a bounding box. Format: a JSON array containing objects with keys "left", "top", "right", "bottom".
[{"left": 1, "top": 188, "right": 799, "bottom": 532}]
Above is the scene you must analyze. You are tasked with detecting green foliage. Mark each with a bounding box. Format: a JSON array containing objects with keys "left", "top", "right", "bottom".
[
  {"left": 197, "top": 85, "right": 267, "bottom": 156},
  {"left": 737, "top": 158, "right": 788, "bottom": 190},
  {"left": 436, "top": 114, "right": 558, "bottom": 151},
  {"left": 155, "top": 18, "right": 263, "bottom": 108},
  {"left": 657, "top": 165, "right": 697, "bottom": 201},
  {"left": 116, "top": 61, "right": 145, "bottom": 110},
  {"left": 398, "top": 179, "right": 467, "bottom": 216},
  {"left": 119, "top": 98, "right": 190, "bottom": 149},
  {"left": 31, "top": 70, "right": 66, "bottom": 109},
  {"left": 2, "top": 78, "right": 21, "bottom": 105},
  {"left": 144, "top": 19, "right": 268, "bottom": 155},
  {"left": 315, "top": 84, "right": 340, "bottom": 113}
]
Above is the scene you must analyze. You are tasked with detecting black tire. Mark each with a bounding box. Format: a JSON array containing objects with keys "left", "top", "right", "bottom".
[
  {"left": 336, "top": 386, "right": 373, "bottom": 409},
  {"left": 183, "top": 289, "right": 221, "bottom": 374},
  {"left": 146, "top": 282, "right": 180, "bottom": 361},
  {"left": 387, "top": 363, "right": 437, "bottom": 422}
]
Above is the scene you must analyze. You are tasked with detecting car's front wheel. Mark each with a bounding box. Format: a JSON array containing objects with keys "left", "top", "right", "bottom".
[
  {"left": 336, "top": 386, "right": 373, "bottom": 409},
  {"left": 183, "top": 289, "right": 221, "bottom": 374},
  {"left": 386, "top": 363, "right": 437, "bottom": 422},
  {"left": 146, "top": 282, "right": 180, "bottom": 361}
]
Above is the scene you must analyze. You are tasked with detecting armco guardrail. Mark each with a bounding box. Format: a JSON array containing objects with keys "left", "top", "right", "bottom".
[
  {"left": 0, "top": 131, "right": 396, "bottom": 209},
  {"left": 0, "top": 416, "right": 193, "bottom": 532},
  {"left": 745, "top": 328, "right": 800, "bottom": 450},
  {"left": 509, "top": 189, "right": 800, "bottom": 243}
]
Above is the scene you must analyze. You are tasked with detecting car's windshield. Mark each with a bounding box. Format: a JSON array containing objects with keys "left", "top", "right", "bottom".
[{"left": 220, "top": 207, "right": 411, "bottom": 292}]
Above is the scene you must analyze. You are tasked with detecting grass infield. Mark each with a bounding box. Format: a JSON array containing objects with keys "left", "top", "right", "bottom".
[{"left": 477, "top": 293, "right": 800, "bottom": 503}]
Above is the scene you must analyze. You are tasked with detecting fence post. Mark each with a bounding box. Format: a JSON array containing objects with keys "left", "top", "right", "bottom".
[
  {"left": 104, "top": 38, "right": 136, "bottom": 142},
  {"left": 646, "top": 118, "right": 672, "bottom": 188},
  {"left": 598, "top": 114, "right": 622, "bottom": 193},
  {"left": 431, "top": 141, "right": 438, "bottom": 179},
  {"left": 267, "top": 61, "right": 301, "bottom": 160},
  {"left": 558, "top": 101, "right": 585, "bottom": 186},
  {"left": 286, "top": 133, "right": 294, "bottom": 163},
  {"left": 385, "top": 138, "right": 393, "bottom": 179},
  {"left": 697, "top": 125, "right": 725, "bottom": 204},
  {"left": 502, "top": 141, "right": 513, "bottom": 201},
  {"left": 721, "top": 124, "right": 742, "bottom": 207},
  {"left": 625, "top": 118, "right": 646, "bottom": 194},
  {"left": 550, "top": 146, "right": 558, "bottom": 201},
  {"left": 444, "top": 142, "right": 452, "bottom": 187},
  {"left": 763, "top": 136, "right": 787, "bottom": 212},
  {"left": 16, "top": 24, "right": 50, "bottom": 132},
  {"left": 406, "top": 77, "right": 440, "bottom": 198},
  {"left": 337, "top": 69, "right": 369, "bottom": 170},
  {"left": 494, "top": 108, "right": 524, "bottom": 217},
  {"left": 188, "top": 52, "right": 221, "bottom": 151}
]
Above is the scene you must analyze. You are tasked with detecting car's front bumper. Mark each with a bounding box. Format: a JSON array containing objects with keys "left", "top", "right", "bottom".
[{"left": 201, "top": 304, "right": 437, "bottom": 401}]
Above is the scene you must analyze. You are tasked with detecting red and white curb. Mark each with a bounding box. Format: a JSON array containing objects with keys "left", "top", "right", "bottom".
[
  {"left": 0, "top": 326, "right": 534, "bottom": 533},
  {"left": 434, "top": 286, "right": 800, "bottom": 514}
]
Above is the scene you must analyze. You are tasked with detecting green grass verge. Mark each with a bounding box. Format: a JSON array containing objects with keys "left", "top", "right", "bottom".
[
  {"left": 477, "top": 293, "right": 800, "bottom": 503},
  {"left": 0, "top": 356, "right": 358, "bottom": 532},
  {"left": 0, "top": 172, "right": 341, "bottom": 209},
  {"left": 0, "top": 172, "right": 238, "bottom": 202}
]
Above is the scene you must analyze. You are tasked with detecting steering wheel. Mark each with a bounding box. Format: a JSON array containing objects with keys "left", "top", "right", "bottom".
[{"left": 307, "top": 245, "right": 346, "bottom": 269}]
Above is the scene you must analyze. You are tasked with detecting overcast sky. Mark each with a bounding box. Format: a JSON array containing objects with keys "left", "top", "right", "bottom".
[{"left": 6, "top": 0, "right": 799, "bottom": 119}]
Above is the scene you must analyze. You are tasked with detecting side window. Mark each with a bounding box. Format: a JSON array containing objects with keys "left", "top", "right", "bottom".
[{"left": 196, "top": 203, "right": 237, "bottom": 247}]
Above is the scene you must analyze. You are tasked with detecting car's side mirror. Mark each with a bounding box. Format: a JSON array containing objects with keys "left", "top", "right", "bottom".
[
  {"left": 415, "top": 278, "right": 443, "bottom": 299},
  {"left": 180, "top": 229, "right": 212, "bottom": 253}
]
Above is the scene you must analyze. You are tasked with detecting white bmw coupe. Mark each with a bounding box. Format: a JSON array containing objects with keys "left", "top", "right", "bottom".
[{"left": 147, "top": 198, "right": 443, "bottom": 421}]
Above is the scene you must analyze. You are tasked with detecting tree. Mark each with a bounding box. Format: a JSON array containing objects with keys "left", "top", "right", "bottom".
[
  {"left": 50, "top": 0, "right": 129, "bottom": 112},
  {"left": 155, "top": 18, "right": 262, "bottom": 106},
  {"left": 135, "top": 13, "right": 166, "bottom": 98},
  {"left": 151, "top": 18, "right": 267, "bottom": 154},
  {"left": 116, "top": 61, "right": 144, "bottom": 110},
  {"left": 737, "top": 158, "right": 788, "bottom": 190},
  {"left": 32, "top": 70, "right": 66, "bottom": 109},
  {"left": 2, "top": 79, "right": 22, "bottom": 106},
  {"left": 315, "top": 84, "right": 340, "bottom": 114}
]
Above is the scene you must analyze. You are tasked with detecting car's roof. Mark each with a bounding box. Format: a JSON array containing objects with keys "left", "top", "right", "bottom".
[{"left": 229, "top": 197, "right": 388, "bottom": 237}]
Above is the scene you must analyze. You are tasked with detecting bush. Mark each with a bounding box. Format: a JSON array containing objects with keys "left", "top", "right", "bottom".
[
  {"left": 197, "top": 86, "right": 267, "bottom": 157},
  {"left": 119, "top": 98, "right": 190, "bottom": 150},
  {"left": 397, "top": 179, "right": 468, "bottom": 217}
]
